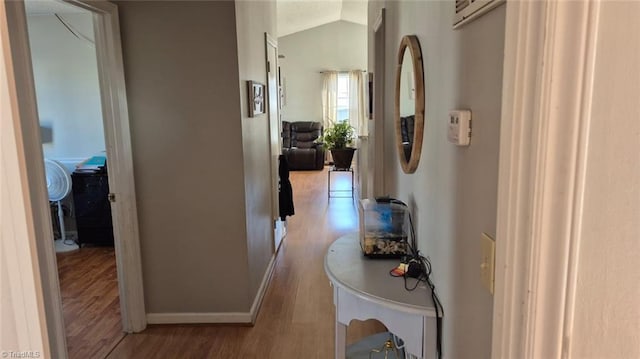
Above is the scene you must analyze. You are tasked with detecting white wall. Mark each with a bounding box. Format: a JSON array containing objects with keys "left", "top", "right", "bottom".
[
  {"left": 570, "top": 2, "right": 640, "bottom": 357},
  {"left": 26, "top": 13, "right": 104, "bottom": 164},
  {"left": 278, "top": 21, "right": 367, "bottom": 123},
  {"left": 368, "top": 1, "right": 505, "bottom": 358},
  {"left": 234, "top": 0, "right": 277, "bottom": 301},
  {"left": 1, "top": 4, "right": 50, "bottom": 354}
]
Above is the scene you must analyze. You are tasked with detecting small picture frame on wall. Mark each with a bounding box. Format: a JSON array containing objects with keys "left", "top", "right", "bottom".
[{"left": 247, "top": 80, "right": 266, "bottom": 117}]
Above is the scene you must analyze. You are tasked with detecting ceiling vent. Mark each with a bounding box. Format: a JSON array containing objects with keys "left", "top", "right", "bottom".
[
  {"left": 455, "top": 0, "right": 470, "bottom": 13},
  {"left": 453, "top": 0, "right": 505, "bottom": 29}
]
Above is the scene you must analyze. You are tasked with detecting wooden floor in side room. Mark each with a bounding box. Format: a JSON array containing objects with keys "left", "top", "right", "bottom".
[
  {"left": 56, "top": 246, "right": 124, "bottom": 359},
  {"left": 61, "top": 166, "right": 384, "bottom": 358}
]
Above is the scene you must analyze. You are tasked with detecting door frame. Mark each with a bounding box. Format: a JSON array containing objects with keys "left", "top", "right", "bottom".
[
  {"left": 264, "top": 32, "right": 285, "bottom": 251},
  {"left": 5, "top": 0, "right": 146, "bottom": 357},
  {"left": 492, "top": 1, "right": 600, "bottom": 357},
  {"left": 1, "top": 3, "right": 51, "bottom": 356},
  {"left": 370, "top": 8, "right": 385, "bottom": 197}
]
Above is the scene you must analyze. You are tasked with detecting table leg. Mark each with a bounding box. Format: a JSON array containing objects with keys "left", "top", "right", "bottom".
[
  {"left": 328, "top": 169, "right": 330, "bottom": 200},
  {"left": 350, "top": 170, "right": 354, "bottom": 198},
  {"left": 335, "top": 320, "right": 347, "bottom": 359},
  {"left": 424, "top": 316, "right": 437, "bottom": 359}
]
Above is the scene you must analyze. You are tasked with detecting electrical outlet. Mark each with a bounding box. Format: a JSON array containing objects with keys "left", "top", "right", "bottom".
[{"left": 480, "top": 233, "right": 495, "bottom": 295}]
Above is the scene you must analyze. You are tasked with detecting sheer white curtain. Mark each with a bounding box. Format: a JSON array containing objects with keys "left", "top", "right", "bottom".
[
  {"left": 321, "top": 71, "right": 338, "bottom": 130},
  {"left": 348, "top": 70, "right": 367, "bottom": 137}
]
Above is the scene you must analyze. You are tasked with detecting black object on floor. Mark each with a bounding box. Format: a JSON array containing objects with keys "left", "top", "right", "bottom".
[
  {"left": 71, "top": 170, "right": 114, "bottom": 246},
  {"left": 279, "top": 154, "right": 295, "bottom": 220}
]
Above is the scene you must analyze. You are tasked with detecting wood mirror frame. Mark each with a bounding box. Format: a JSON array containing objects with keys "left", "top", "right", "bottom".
[{"left": 394, "top": 35, "right": 424, "bottom": 174}]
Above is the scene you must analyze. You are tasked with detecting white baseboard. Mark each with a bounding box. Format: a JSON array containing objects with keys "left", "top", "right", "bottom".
[
  {"left": 249, "top": 252, "right": 276, "bottom": 323},
  {"left": 274, "top": 219, "right": 286, "bottom": 252},
  {"left": 146, "top": 253, "right": 277, "bottom": 325},
  {"left": 146, "top": 312, "right": 252, "bottom": 324}
]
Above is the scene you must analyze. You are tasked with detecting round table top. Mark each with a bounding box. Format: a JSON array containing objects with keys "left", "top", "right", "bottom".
[{"left": 324, "top": 233, "right": 437, "bottom": 316}]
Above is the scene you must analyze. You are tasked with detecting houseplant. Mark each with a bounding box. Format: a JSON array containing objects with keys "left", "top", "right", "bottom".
[{"left": 320, "top": 121, "right": 356, "bottom": 169}]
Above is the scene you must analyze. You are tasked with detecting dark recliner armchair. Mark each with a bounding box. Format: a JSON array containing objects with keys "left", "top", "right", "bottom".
[{"left": 281, "top": 121, "right": 325, "bottom": 170}]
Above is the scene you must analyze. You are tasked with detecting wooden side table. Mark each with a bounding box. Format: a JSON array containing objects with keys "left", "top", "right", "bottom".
[{"left": 324, "top": 233, "right": 439, "bottom": 359}]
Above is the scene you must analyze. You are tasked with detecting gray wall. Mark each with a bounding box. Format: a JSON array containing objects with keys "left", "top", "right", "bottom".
[
  {"left": 369, "top": 1, "right": 505, "bottom": 358},
  {"left": 116, "top": 1, "right": 251, "bottom": 313},
  {"left": 234, "top": 0, "right": 277, "bottom": 300},
  {"left": 27, "top": 13, "right": 105, "bottom": 164},
  {"left": 278, "top": 21, "right": 367, "bottom": 123}
]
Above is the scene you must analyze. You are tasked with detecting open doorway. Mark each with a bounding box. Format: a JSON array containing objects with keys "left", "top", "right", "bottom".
[
  {"left": 6, "top": 0, "right": 146, "bottom": 357},
  {"left": 25, "top": 2, "right": 122, "bottom": 357},
  {"left": 276, "top": 18, "right": 368, "bottom": 201}
]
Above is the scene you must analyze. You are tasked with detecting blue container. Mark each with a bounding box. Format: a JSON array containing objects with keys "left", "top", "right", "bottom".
[{"left": 358, "top": 199, "right": 409, "bottom": 258}]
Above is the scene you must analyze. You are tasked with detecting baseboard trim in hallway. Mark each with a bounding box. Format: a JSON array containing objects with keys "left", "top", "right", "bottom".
[
  {"left": 146, "top": 252, "right": 277, "bottom": 325},
  {"left": 106, "top": 168, "right": 385, "bottom": 358},
  {"left": 147, "top": 312, "right": 253, "bottom": 324},
  {"left": 250, "top": 251, "right": 277, "bottom": 324}
]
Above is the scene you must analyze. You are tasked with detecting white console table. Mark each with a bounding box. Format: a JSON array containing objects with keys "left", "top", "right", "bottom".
[{"left": 324, "top": 233, "right": 439, "bottom": 359}]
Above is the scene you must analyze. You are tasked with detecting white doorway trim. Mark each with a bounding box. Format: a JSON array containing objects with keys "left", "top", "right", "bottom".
[
  {"left": 1, "top": 3, "right": 52, "bottom": 357},
  {"left": 370, "top": 8, "right": 385, "bottom": 197},
  {"left": 492, "top": 1, "right": 600, "bottom": 358},
  {"left": 264, "top": 32, "right": 285, "bottom": 252},
  {"left": 67, "top": 0, "right": 147, "bottom": 332},
  {"left": 5, "top": 0, "right": 146, "bottom": 357}
]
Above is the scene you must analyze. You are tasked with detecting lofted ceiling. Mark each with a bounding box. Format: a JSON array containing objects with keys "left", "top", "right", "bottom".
[
  {"left": 277, "top": 0, "right": 367, "bottom": 38},
  {"left": 24, "top": 0, "right": 366, "bottom": 38}
]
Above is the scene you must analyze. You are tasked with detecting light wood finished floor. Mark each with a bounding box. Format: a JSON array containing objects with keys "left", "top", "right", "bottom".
[
  {"left": 63, "top": 167, "right": 384, "bottom": 358},
  {"left": 56, "top": 246, "right": 124, "bottom": 359}
]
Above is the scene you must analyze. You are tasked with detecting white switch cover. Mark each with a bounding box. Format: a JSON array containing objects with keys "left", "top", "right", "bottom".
[
  {"left": 480, "top": 233, "right": 495, "bottom": 295},
  {"left": 448, "top": 110, "right": 472, "bottom": 146}
]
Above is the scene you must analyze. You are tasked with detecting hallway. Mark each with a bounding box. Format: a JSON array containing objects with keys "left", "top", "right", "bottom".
[{"left": 106, "top": 167, "right": 384, "bottom": 358}]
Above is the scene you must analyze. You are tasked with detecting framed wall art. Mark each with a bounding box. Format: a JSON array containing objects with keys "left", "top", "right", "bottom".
[{"left": 247, "top": 80, "right": 265, "bottom": 117}]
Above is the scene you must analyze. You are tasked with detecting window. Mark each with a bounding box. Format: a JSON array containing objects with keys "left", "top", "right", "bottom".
[
  {"left": 321, "top": 71, "right": 366, "bottom": 137},
  {"left": 336, "top": 73, "right": 350, "bottom": 123}
]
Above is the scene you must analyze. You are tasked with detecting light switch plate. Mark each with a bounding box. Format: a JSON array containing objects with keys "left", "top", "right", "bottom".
[{"left": 480, "top": 233, "right": 495, "bottom": 294}]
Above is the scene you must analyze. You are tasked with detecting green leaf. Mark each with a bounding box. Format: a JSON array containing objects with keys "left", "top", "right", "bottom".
[{"left": 319, "top": 121, "right": 355, "bottom": 150}]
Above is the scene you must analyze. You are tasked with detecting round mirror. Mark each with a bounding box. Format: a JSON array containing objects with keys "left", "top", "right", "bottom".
[{"left": 394, "top": 35, "right": 424, "bottom": 174}]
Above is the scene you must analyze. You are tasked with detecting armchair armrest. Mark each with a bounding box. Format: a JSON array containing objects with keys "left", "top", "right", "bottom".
[{"left": 313, "top": 143, "right": 326, "bottom": 170}]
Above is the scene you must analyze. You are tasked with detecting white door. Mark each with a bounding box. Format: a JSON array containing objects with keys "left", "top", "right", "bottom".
[{"left": 265, "top": 33, "right": 285, "bottom": 251}]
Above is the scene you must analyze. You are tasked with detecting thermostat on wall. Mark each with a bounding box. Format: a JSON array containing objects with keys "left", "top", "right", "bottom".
[{"left": 448, "top": 110, "right": 471, "bottom": 146}]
